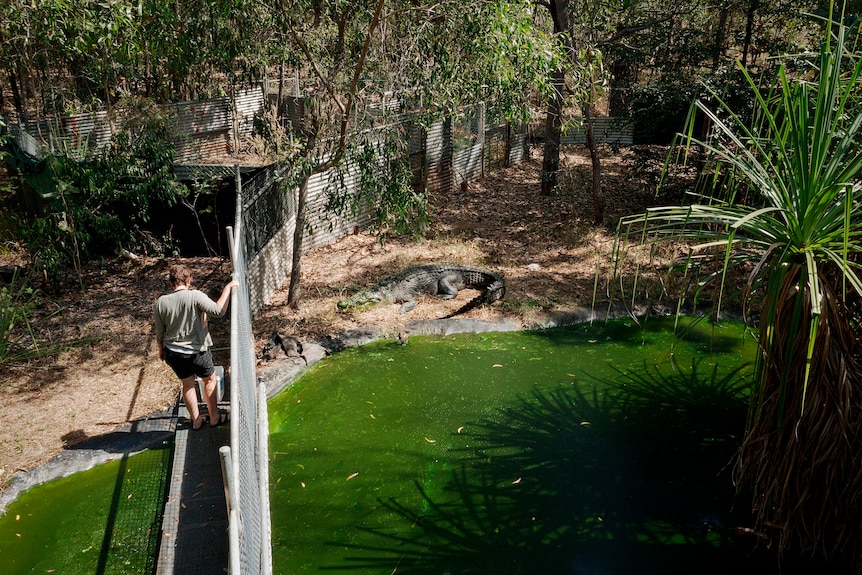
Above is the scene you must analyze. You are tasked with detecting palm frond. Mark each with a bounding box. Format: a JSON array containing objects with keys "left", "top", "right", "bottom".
[{"left": 607, "top": 13, "right": 862, "bottom": 567}]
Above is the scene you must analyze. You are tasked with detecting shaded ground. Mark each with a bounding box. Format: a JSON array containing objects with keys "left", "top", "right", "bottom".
[{"left": 0, "top": 146, "right": 678, "bottom": 494}]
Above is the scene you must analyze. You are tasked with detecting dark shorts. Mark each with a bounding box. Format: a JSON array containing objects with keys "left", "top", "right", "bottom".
[{"left": 164, "top": 348, "right": 215, "bottom": 380}]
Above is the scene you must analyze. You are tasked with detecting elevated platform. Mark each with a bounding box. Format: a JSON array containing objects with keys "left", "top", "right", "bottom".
[{"left": 156, "top": 387, "right": 231, "bottom": 575}]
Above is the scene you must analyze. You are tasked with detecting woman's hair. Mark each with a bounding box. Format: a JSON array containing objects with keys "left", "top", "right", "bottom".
[{"left": 168, "top": 264, "right": 193, "bottom": 287}]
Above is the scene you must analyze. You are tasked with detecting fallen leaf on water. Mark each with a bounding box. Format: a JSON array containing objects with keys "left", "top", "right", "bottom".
[
  {"left": 346, "top": 472, "right": 359, "bottom": 481},
  {"left": 457, "top": 426, "right": 464, "bottom": 433},
  {"left": 588, "top": 339, "right": 597, "bottom": 343},
  {"left": 370, "top": 414, "right": 376, "bottom": 419},
  {"left": 127, "top": 494, "right": 133, "bottom": 499},
  {"left": 580, "top": 421, "right": 591, "bottom": 426},
  {"left": 424, "top": 437, "right": 436, "bottom": 443},
  {"left": 301, "top": 482, "right": 306, "bottom": 488},
  {"left": 512, "top": 477, "right": 522, "bottom": 485},
  {"left": 492, "top": 364, "right": 503, "bottom": 368}
]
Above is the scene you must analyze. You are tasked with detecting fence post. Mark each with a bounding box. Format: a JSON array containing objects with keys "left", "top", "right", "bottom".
[
  {"left": 258, "top": 377, "right": 272, "bottom": 575},
  {"left": 478, "top": 102, "right": 486, "bottom": 180},
  {"left": 219, "top": 446, "right": 241, "bottom": 575}
]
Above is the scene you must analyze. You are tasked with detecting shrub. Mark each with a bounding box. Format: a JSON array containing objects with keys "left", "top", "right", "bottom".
[{"left": 12, "top": 103, "right": 186, "bottom": 290}]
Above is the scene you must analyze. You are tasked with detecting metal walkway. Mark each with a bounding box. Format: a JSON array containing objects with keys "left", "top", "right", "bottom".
[{"left": 156, "top": 395, "right": 231, "bottom": 575}]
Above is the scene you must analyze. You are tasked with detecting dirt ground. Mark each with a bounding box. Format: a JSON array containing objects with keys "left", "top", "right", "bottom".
[{"left": 0, "top": 146, "right": 674, "bottom": 493}]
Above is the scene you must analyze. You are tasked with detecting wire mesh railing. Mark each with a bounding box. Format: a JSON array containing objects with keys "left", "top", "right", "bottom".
[{"left": 221, "top": 165, "right": 272, "bottom": 575}]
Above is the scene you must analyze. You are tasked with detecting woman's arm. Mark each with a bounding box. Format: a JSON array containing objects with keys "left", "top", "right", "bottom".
[
  {"left": 195, "top": 279, "right": 239, "bottom": 318},
  {"left": 215, "top": 279, "right": 240, "bottom": 313}
]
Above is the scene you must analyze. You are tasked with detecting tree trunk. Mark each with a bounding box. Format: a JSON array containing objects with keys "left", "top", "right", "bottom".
[
  {"left": 287, "top": 175, "right": 309, "bottom": 308},
  {"left": 287, "top": 124, "right": 318, "bottom": 308},
  {"left": 583, "top": 103, "right": 604, "bottom": 224},
  {"left": 735, "top": 268, "right": 862, "bottom": 568},
  {"left": 277, "top": 61, "right": 285, "bottom": 122},
  {"left": 712, "top": 7, "right": 728, "bottom": 69},
  {"left": 740, "top": 0, "right": 759, "bottom": 68},
  {"left": 540, "top": 0, "right": 569, "bottom": 196},
  {"left": 541, "top": 67, "right": 565, "bottom": 196},
  {"left": 8, "top": 69, "right": 26, "bottom": 124}
]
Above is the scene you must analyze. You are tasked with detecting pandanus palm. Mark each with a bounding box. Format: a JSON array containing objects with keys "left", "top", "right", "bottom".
[{"left": 611, "top": 15, "right": 862, "bottom": 567}]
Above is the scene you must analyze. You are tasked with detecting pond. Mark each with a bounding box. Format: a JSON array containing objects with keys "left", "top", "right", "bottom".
[
  {"left": 268, "top": 317, "right": 789, "bottom": 574},
  {"left": 0, "top": 446, "right": 171, "bottom": 575}
]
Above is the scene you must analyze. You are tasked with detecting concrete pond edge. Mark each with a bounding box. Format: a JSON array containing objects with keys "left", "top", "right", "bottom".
[{"left": 1, "top": 301, "right": 748, "bottom": 514}]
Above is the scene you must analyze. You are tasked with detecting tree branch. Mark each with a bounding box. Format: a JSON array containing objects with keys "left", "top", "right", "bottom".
[
  {"left": 335, "top": 0, "right": 386, "bottom": 161},
  {"left": 597, "top": 2, "right": 699, "bottom": 48},
  {"left": 286, "top": 20, "right": 346, "bottom": 117}
]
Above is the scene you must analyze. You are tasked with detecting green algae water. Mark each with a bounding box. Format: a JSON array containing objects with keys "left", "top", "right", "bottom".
[
  {"left": 0, "top": 445, "right": 171, "bottom": 575},
  {"left": 269, "top": 317, "right": 770, "bottom": 574}
]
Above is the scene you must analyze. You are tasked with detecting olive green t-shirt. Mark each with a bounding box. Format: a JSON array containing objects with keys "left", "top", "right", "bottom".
[{"left": 154, "top": 289, "right": 225, "bottom": 352}]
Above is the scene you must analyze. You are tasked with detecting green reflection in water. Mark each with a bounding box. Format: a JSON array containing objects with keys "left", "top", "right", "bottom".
[
  {"left": 269, "top": 318, "right": 778, "bottom": 574},
  {"left": 0, "top": 445, "right": 171, "bottom": 575}
]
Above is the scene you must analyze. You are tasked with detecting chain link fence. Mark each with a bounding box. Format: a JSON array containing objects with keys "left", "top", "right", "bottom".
[
  {"left": 221, "top": 166, "right": 272, "bottom": 575},
  {"left": 213, "top": 104, "right": 542, "bottom": 574}
]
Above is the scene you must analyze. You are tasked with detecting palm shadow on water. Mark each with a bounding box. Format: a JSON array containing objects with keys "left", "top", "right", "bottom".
[{"left": 323, "top": 358, "right": 842, "bottom": 574}]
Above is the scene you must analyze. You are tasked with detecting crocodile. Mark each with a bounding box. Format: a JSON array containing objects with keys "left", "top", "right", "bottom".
[{"left": 338, "top": 264, "right": 506, "bottom": 315}]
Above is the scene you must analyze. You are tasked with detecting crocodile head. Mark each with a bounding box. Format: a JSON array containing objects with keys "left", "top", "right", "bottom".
[{"left": 337, "top": 289, "right": 384, "bottom": 310}]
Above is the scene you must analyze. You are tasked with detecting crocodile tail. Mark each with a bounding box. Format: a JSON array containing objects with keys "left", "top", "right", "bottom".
[
  {"left": 486, "top": 278, "right": 506, "bottom": 302},
  {"left": 441, "top": 278, "right": 506, "bottom": 319}
]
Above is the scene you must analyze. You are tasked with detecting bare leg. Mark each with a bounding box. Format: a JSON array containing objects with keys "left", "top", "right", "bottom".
[
  {"left": 203, "top": 372, "right": 221, "bottom": 426},
  {"left": 181, "top": 375, "right": 204, "bottom": 429}
]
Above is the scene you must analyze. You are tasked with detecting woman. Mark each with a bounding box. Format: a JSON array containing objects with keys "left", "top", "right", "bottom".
[{"left": 154, "top": 263, "right": 238, "bottom": 429}]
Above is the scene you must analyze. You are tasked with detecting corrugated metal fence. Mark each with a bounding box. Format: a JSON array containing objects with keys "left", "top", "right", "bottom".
[
  {"left": 7, "top": 91, "right": 631, "bottom": 317},
  {"left": 9, "top": 87, "right": 266, "bottom": 163},
  {"left": 237, "top": 104, "right": 534, "bottom": 316},
  {"left": 561, "top": 117, "right": 633, "bottom": 145}
]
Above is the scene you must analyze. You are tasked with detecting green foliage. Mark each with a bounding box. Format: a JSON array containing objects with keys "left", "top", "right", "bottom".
[
  {"left": 0, "top": 0, "right": 273, "bottom": 112},
  {"left": 328, "top": 134, "right": 430, "bottom": 241},
  {"left": 406, "top": 0, "right": 561, "bottom": 124},
  {"left": 604, "top": 0, "right": 823, "bottom": 145},
  {"left": 15, "top": 104, "right": 185, "bottom": 288},
  {"left": 0, "top": 270, "right": 38, "bottom": 369},
  {"left": 615, "top": 14, "right": 862, "bottom": 390},
  {"left": 609, "top": 12, "right": 862, "bottom": 566}
]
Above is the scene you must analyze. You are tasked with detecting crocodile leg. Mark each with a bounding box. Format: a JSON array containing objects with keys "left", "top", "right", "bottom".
[
  {"left": 435, "top": 273, "right": 463, "bottom": 300},
  {"left": 398, "top": 299, "right": 418, "bottom": 313}
]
